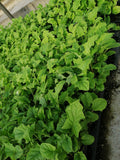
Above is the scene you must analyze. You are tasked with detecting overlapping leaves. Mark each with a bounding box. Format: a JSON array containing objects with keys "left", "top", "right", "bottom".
[{"left": 0, "top": 0, "right": 120, "bottom": 159}]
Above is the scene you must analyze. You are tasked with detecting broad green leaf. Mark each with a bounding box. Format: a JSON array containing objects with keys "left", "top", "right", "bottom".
[
  {"left": 13, "top": 124, "right": 30, "bottom": 144},
  {"left": 73, "top": 57, "right": 92, "bottom": 73},
  {"left": 88, "top": 0, "right": 96, "bottom": 9},
  {"left": 55, "top": 81, "right": 65, "bottom": 95},
  {"left": 87, "top": 7, "right": 98, "bottom": 22},
  {"left": 76, "top": 78, "right": 89, "bottom": 91},
  {"left": 76, "top": 26, "right": 85, "bottom": 38},
  {"left": 74, "top": 151, "right": 87, "bottom": 160},
  {"left": 62, "top": 135, "right": 73, "bottom": 153},
  {"left": 48, "top": 18, "right": 57, "bottom": 27},
  {"left": 69, "top": 24, "right": 74, "bottom": 33},
  {"left": 5, "top": 143, "right": 23, "bottom": 160},
  {"left": 47, "top": 59, "right": 58, "bottom": 73},
  {"left": 0, "top": 136, "right": 8, "bottom": 143},
  {"left": 72, "top": 122, "right": 82, "bottom": 138},
  {"left": 39, "top": 96, "right": 47, "bottom": 107},
  {"left": 59, "top": 91, "right": 68, "bottom": 104},
  {"left": 86, "top": 111, "right": 99, "bottom": 122},
  {"left": 83, "top": 35, "right": 98, "bottom": 55},
  {"left": 74, "top": 16, "right": 87, "bottom": 31},
  {"left": 62, "top": 100, "right": 85, "bottom": 137},
  {"left": 26, "top": 145, "right": 43, "bottom": 160},
  {"left": 47, "top": 121, "right": 54, "bottom": 132},
  {"left": 62, "top": 119, "right": 72, "bottom": 130},
  {"left": 37, "top": 12, "right": 42, "bottom": 24},
  {"left": 66, "top": 100, "right": 85, "bottom": 122},
  {"left": 40, "top": 143, "right": 56, "bottom": 159},
  {"left": 112, "top": 6, "right": 120, "bottom": 14},
  {"left": 47, "top": 90, "right": 58, "bottom": 104},
  {"left": 69, "top": 74, "right": 78, "bottom": 85},
  {"left": 80, "top": 92, "right": 93, "bottom": 108},
  {"left": 72, "top": 137, "right": 79, "bottom": 152},
  {"left": 65, "top": 0, "right": 71, "bottom": 10},
  {"left": 73, "top": 0, "right": 80, "bottom": 11},
  {"left": 92, "top": 98, "right": 107, "bottom": 111},
  {"left": 59, "top": 5, "right": 65, "bottom": 15},
  {"left": 103, "top": 64, "right": 116, "bottom": 72},
  {"left": 56, "top": 114, "right": 66, "bottom": 132},
  {"left": 38, "top": 107, "right": 45, "bottom": 120},
  {"left": 81, "top": 134, "right": 95, "bottom": 145}
]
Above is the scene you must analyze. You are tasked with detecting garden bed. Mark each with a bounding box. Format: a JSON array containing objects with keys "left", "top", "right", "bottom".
[{"left": 0, "top": 0, "right": 120, "bottom": 160}]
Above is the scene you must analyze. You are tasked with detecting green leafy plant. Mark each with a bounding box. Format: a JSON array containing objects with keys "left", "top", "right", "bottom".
[{"left": 0, "top": 0, "right": 120, "bottom": 159}]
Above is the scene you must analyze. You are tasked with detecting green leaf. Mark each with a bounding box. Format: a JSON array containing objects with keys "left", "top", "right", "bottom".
[
  {"left": 92, "top": 98, "right": 107, "bottom": 111},
  {"left": 74, "top": 151, "right": 87, "bottom": 160},
  {"left": 83, "top": 35, "right": 98, "bottom": 55},
  {"left": 73, "top": 0, "right": 80, "bottom": 11},
  {"left": 26, "top": 145, "right": 43, "bottom": 160},
  {"left": 87, "top": 7, "right": 98, "bottom": 22},
  {"left": 37, "top": 12, "right": 42, "bottom": 24},
  {"left": 73, "top": 57, "right": 92, "bottom": 73},
  {"left": 47, "top": 90, "right": 58, "bottom": 104},
  {"left": 48, "top": 18, "right": 57, "bottom": 28},
  {"left": 40, "top": 143, "right": 56, "bottom": 159},
  {"left": 72, "top": 137, "right": 79, "bottom": 152},
  {"left": 80, "top": 92, "right": 93, "bottom": 109},
  {"left": 38, "top": 107, "right": 45, "bottom": 120},
  {"left": 81, "top": 134, "right": 95, "bottom": 145},
  {"left": 57, "top": 114, "right": 66, "bottom": 132},
  {"left": 88, "top": 0, "right": 96, "bottom": 9},
  {"left": 62, "top": 135, "right": 73, "bottom": 153},
  {"left": 0, "top": 101, "right": 2, "bottom": 109},
  {"left": 66, "top": 100, "right": 85, "bottom": 122},
  {"left": 55, "top": 81, "right": 65, "bottom": 95},
  {"left": 103, "top": 64, "right": 116, "bottom": 71},
  {"left": 72, "top": 122, "right": 82, "bottom": 138},
  {"left": 112, "top": 6, "right": 120, "bottom": 14},
  {"left": 5, "top": 143, "right": 23, "bottom": 160},
  {"left": 76, "top": 78, "right": 89, "bottom": 91},
  {"left": 0, "top": 136, "right": 8, "bottom": 143},
  {"left": 47, "top": 59, "right": 58, "bottom": 73},
  {"left": 13, "top": 124, "right": 30, "bottom": 144},
  {"left": 62, "top": 119, "right": 72, "bottom": 130},
  {"left": 62, "top": 100, "right": 85, "bottom": 137},
  {"left": 86, "top": 111, "right": 99, "bottom": 122}
]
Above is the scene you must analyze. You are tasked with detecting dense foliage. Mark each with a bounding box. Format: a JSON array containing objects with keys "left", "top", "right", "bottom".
[{"left": 0, "top": 0, "right": 120, "bottom": 159}]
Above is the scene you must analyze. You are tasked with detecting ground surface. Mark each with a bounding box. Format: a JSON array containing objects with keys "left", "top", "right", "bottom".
[
  {"left": 0, "top": 0, "right": 49, "bottom": 26},
  {"left": 106, "top": 49, "right": 120, "bottom": 160}
]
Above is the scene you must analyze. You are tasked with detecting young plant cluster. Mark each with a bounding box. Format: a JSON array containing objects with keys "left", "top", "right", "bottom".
[{"left": 0, "top": 0, "right": 120, "bottom": 159}]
